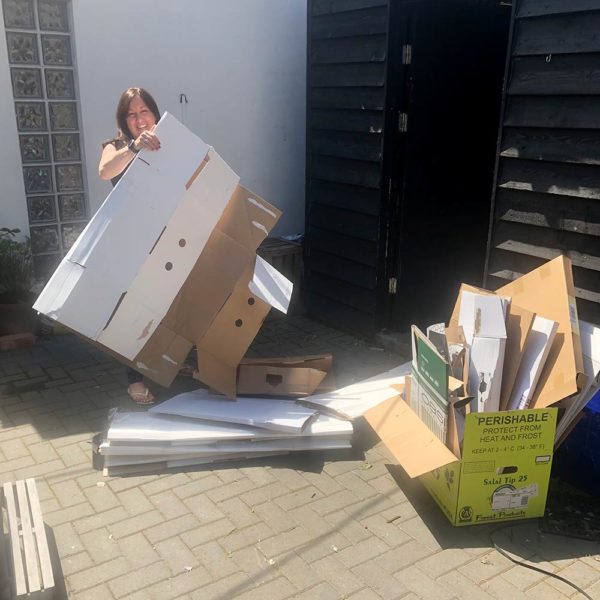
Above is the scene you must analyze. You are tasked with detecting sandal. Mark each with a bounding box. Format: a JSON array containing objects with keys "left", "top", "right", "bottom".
[{"left": 127, "top": 385, "right": 156, "bottom": 406}]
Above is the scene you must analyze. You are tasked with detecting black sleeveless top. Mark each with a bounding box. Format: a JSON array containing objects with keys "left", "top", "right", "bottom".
[{"left": 102, "top": 137, "right": 130, "bottom": 187}]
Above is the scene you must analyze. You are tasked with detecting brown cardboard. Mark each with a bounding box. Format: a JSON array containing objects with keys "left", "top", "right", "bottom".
[
  {"left": 364, "top": 387, "right": 458, "bottom": 478},
  {"left": 497, "top": 256, "right": 585, "bottom": 408},
  {"left": 236, "top": 354, "right": 332, "bottom": 397}
]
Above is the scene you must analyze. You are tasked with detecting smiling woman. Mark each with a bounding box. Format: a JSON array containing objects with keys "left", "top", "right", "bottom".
[
  {"left": 98, "top": 87, "right": 162, "bottom": 404},
  {"left": 98, "top": 87, "right": 161, "bottom": 184}
]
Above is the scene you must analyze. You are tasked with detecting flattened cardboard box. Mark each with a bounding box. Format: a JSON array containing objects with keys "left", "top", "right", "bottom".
[
  {"left": 236, "top": 354, "right": 333, "bottom": 397},
  {"left": 365, "top": 385, "right": 557, "bottom": 526},
  {"left": 34, "top": 113, "right": 290, "bottom": 396}
]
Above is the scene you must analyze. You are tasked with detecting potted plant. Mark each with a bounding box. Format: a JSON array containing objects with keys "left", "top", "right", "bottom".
[{"left": 0, "top": 227, "right": 35, "bottom": 347}]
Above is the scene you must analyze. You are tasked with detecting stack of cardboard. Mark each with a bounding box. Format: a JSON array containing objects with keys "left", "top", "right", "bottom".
[
  {"left": 97, "top": 391, "right": 354, "bottom": 475},
  {"left": 365, "top": 256, "right": 600, "bottom": 526}
]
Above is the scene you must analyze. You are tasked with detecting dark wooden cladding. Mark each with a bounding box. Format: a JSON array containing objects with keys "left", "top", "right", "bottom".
[
  {"left": 505, "top": 96, "right": 600, "bottom": 129},
  {"left": 509, "top": 54, "right": 600, "bottom": 96},
  {"left": 311, "top": 130, "right": 382, "bottom": 161},
  {"left": 309, "top": 226, "right": 379, "bottom": 267},
  {"left": 306, "top": 0, "right": 389, "bottom": 334},
  {"left": 514, "top": 12, "right": 600, "bottom": 56},
  {"left": 308, "top": 249, "right": 377, "bottom": 289},
  {"left": 499, "top": 157, "right": 600, "bottom": 199},
  {"left": 307, "top": 271, "right": 378, "bottom": 312},
  {"left": 311, "top": 35, "right": 387, "bottom": 64},
  {"left": 496, "top": 188, "right": 600, "bottom": 237},
  {"left": 517, "top": 0, "right": 600, "bottom": 19},
  {"left": 311, "top": 0, "right": 387, "bottom": 17},
  {"left": 501, "top": 127, "right": 600, "bottom": 165},
  {"left": 310, "top": 109, "right": 383, "bottom": 133},
  {"left": 311, "top": 155, "right": 381, "bottom": 189},
  {"left": 487, "top": 0, "right": 600, "bottom": 324},
  {"left": 309, "top": 179, "right": 381, "bottom": 216},
  {"left": 310, "top": 87, "right": 385, "bottom": 110},
  {"left": 310, "top": 201, "right": 380, "bottom": 241},
  {"left": 311, "top": 63, "right": 386, "bottom": 87},
  {"left": 311, "top": 6, "right": 388, "bottom": 39}
]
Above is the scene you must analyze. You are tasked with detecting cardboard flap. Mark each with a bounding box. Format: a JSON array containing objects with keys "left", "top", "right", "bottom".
[
  {"left": 236, "top": 364, "right": 328, "bottom": 397},
  {"left": 497, "top": 256, "right": 584, "bottom": 407},
  {"left": 364, "top": 394, "right": 459, "bottom": 478},
  {"left": 239, "top": 354, "right": 333, "bottom": 371}
]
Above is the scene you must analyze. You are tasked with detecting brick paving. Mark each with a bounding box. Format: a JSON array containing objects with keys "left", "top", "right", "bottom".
[{"left": 1, "top": 314, "right": 599, "bottom": 599}]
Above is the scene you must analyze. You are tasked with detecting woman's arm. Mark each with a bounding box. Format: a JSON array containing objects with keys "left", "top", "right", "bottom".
[
  {"left": 98, "top": 141, "right": 136, "bottom": 181},
  {"left": 98, "top": 128, "right": 161, "bottom": 181}
]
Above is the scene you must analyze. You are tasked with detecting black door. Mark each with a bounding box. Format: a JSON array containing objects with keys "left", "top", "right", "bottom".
[{"left": 388, "top": 0, "right": 511, "bottom": 332}]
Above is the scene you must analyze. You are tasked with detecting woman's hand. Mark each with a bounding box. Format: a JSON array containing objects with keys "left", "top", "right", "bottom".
[{"left": 133, "top": 125, "right": 161, "bottom": 151}]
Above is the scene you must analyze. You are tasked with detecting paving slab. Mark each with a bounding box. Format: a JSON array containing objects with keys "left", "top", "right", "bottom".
[{"left": 0, "top": 314, "right": 598, "bottom": 599}]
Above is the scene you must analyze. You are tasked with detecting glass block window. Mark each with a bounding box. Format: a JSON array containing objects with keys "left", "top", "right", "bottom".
[{"left": 3, "top": 0, "right": 87, "bottom": 283}]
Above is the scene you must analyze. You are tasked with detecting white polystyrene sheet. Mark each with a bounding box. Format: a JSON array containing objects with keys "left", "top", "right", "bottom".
[
  {"left": 249, "top": 255, "right": 293, "bottom": 314},
  {"left": 149, "top": 390, "right": 317, "bottom": 432},
  {"left": 100, "top": 435, "right": 350, "bottom": 457},
  {"left": 300, "top": 361, "right": 412, "bottom": 420},
  {"left": 508, "top": 316, "right": 558, "bottom": 411},
  {"left": 33, "top": 112, "right": 210, "bottom": 340},
  {"left": 105, "top": 451, "right": 287, "bottom": 469},
  {"left": 106, "top": 411, "right": 260, "bottom": 442},
  {"left": 97, "top": 150, "right": 239, "bottom": 358}
]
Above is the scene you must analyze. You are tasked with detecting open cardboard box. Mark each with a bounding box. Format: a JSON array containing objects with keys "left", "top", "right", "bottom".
[
  {"left": 34, "top": 113, "right": 292, "bottom": 398},
  {"left": 364, "top": 256, "right": 586, "bottom": 525},
  {"left": 365, "top": 379, "right": 557, "bottom": 526}
]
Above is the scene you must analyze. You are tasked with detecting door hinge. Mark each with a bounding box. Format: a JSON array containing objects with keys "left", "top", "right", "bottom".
[
  {"left": 398, "top": 112, "right": 408, "bottom": 132},
  {"left": 402, "top": 44, "right": 412, "bottom": 65},
  {"left": 388, "top": 277, "right": 397, "bottom": 294}
]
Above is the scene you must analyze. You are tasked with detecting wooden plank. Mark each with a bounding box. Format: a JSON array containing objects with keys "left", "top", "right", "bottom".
[
  {"left": 509, "top": 55, "right": 600, "bottom": 96},
  {"left": 491, "top": 220, "right": 600, "bottom": 269},
  {"left": 514, "top": 12, "right": 600, "bottom": 55},
  {"left": 311, "top": 129, "right": 382, "bottom": 162},
  {"left": 309, "top": 201, "right": 380, "bottom": 241},
  {"left": 308, "top": 179, "right": 381, "bottom": 216},
  {"left": 310, "top": 155, "right": 381, "bottom": 189},
  {"left": 25, "top": 479, "right": 54, "bottom": 593},
  {"left": 495, "top": 188, "right": 600, "bottom": 236},
  {"left": 311, "top": 0, "right": 387, "bottom": 17},
  {"left": 307, "top": 248, "right": 377, "bottom": 289},
  {"left": 307, "top": 270, "right": 377, "bottom": 312},
  {"left": 3, "top": 483, "right": 27, "bottom": 597},
  {"left": 311, "top": 6, "right": 388, "bottom": 39},
  {"left": 505, "top": 95, "right": 600, "bottom": 129},
  {"left": 0, "top": 503, "right": 10, "bottom": 600},
  {"left": 498, "top": 157, "right": 600, "bottom": 199},
  {"left": 311, "top": 34, "right": 386, "bottom": 64},
  {"left": 517, "top": 0, "right": 600, "bottom": 18},
  {"left": 16, "top": 479, "right": 41, "bottom": 594},
  {"left": 501, "top": 127, "right": 600, "bottom": 165},
  {"left": 311, "top": 62, "right": 386, "bottom": 87},
  {"left": 308, "top": 226, "right": 379, "bottom": 267},
  {"left": 310, "top": 87, "right": 384, "bottom": 110},
  {"left": 310, "top": 108, "right": 383, "bottom": 133}
]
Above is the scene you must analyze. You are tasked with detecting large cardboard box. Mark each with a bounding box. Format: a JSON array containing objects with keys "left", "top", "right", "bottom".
[
  {"left": 34, "top": 113, "right": 291, "bottom": 396},
  {"left": 365, "top": 389, "right": 557, "bottom": 526}
]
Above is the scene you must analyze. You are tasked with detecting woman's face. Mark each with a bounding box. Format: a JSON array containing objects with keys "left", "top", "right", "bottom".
[{"left": 126, "top": 95, "right": 157, "bottom": 139}]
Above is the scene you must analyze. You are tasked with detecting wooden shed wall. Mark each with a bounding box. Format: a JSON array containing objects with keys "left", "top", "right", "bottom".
[
  {"left": 305, "top": 0, "right": 391, "bottom": 335},
  {"left": 486, "top": 0, "right": 600, "bottom": 323}
]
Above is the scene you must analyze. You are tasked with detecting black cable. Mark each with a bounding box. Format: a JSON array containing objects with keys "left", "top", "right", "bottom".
[{"left": 489, "top": 521, "right": 595, "bottom": 600}]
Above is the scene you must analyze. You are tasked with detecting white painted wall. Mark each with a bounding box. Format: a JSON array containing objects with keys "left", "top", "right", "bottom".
[
  {"left": 72, "top": 0, "right": 307, "bottom": 235},
  {"left": 0, "top": 1, "right": 29, "bottom": 239}
]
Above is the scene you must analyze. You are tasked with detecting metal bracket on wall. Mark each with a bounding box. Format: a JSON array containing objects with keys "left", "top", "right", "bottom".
[
  {"left": 402, "top": 44, "right": 412, "bottom": 65},
  {"left": 388, "top": 277, "right": 398, "bottom": 294}
]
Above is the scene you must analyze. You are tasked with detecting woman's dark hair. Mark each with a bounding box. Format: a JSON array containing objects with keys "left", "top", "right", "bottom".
[{"left": 115, "top": 87, "right": 160, "bottom": 140}]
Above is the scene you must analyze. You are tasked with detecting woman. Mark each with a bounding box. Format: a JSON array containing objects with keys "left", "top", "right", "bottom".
[{"left": 99, "top": 87, "right": 161, "bottom": 404}]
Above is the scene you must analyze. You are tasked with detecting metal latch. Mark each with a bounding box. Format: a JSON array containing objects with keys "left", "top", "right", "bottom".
[
  {"left": 402, "top": 44, "right": 412, "bottom": 65},
  {"left": 398, "top": 113, "right": 408, "bottom": 132},
  {"left": 388, "top": 277, "right": 398, "bottom": 294}
]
